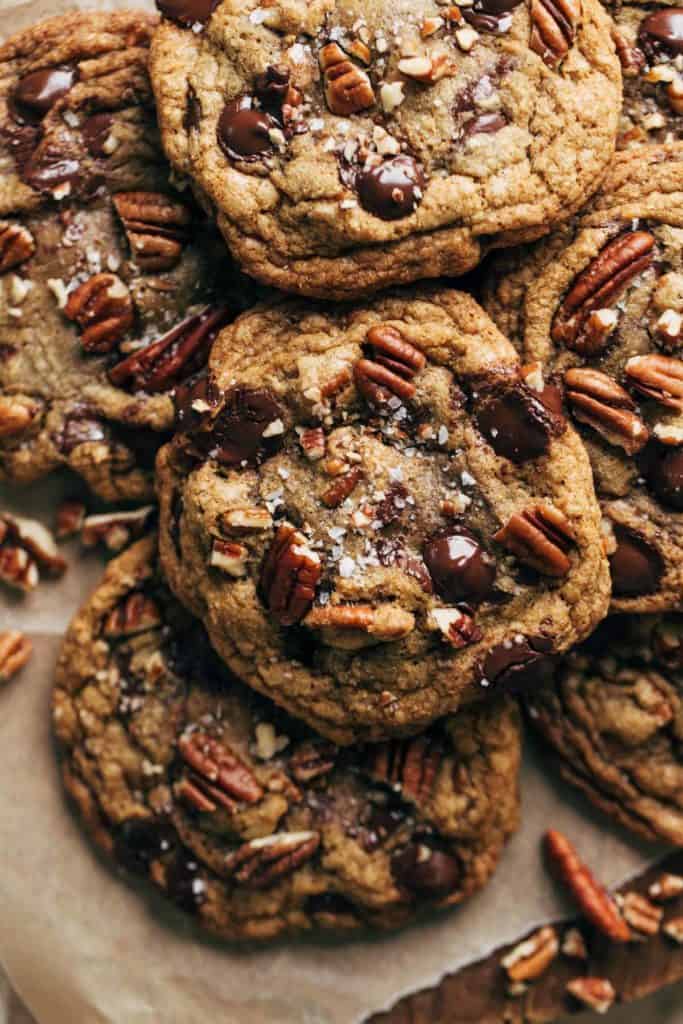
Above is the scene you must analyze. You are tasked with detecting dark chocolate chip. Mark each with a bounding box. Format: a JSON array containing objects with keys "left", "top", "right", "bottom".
[
  {"left": 474, "top": 385, "right": 556, "bottom": 463},
  {"left": 356, "top": 156, "right": 425, "bottom": 221},
  {"left": 609, "top": 525, "right": 663, "bottom": 597},
  {"left": 423, "top": 532, "right": 496, "bottom": 604},
  {"left": 10, "top": 67, "right": 77, "bottom": 124},
  {"left": 481, "top": 635, "right": 556, "bottom": 694},
  {"left": 391, "top": 843, "right": 460, "bottom": 899},
  {"left": 156, "top": 0, "right": 218, "bottom": 27},
  {"left": 463, "top": 112, "right": 508, "bottom": 137},
  {"left": 21, "top": 144, "right": 81, "bottom": 194},
  {"left": 114, "top": 819, "right": 176, "bottom": 875},
  {"left": 254, "top": 65, "right": 291, "bottom": 112},
  {"left": 82, "top": 112, "right": 114, "bottom": 157},
  {"left": 639, "top": 8, "right": 683, "bottom": 60},
  {"left": 212, "top": 386, "right": 285, "bottom": 465},
  {"left": 463, "top": 0, "right": 523, "bottom": 33},
  {"left": 165, "top": 851, "right": 206, "bottom": 913},
  {"left": 217, "top": 98, "right": 276, "bottom": 161},
  {"left": 648, "top": 447, "right": 683, "bottom": 510}
]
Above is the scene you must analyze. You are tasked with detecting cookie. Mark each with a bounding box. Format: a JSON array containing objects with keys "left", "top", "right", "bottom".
[
  {"left": 53, "top": 536, "right": 522, "bottom": 941},
  {"left": 148, "top": 0, "right": 622, "bottom": 300},
  {"left": 156, "top": 286, "right": 610, "bottom": 744},
  {"left": 0, "top": 12, "right": 256, "bottom": 502},
  {"left": 483, "top": 143, "right": 683, "bottom": 613},
  {"left": 612, "top": 4, "right": 683, "bottom": 148},
  {"left": 526, "top": 613, "right": 683, "bottom": 845}
]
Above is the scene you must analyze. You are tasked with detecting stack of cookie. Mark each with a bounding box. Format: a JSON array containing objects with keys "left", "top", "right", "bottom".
[{"left": 0, "top": 0, "right": 680, "bottom": 978}]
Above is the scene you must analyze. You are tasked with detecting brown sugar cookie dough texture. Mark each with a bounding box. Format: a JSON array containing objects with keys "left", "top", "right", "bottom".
[
  {"left": 53, "top": 536, "right": 522, "bottom": 941},
  {"left": 526, "top": 613, "right": 683, "bottom": 845},
  {"left": 0, "top": 12, "right": 257, "bottom": 502},
  {"left": 483, "top": 143, "right": 683, "bottom": 612},
  {"left": 149, "top": 0, "right": 622, "bottom": 300},
  {"left": 156, "top": 287, "right": 610, "bottom": 744}
]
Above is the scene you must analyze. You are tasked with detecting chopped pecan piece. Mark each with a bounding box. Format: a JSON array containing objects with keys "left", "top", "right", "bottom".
[
  {"left": 566, "top": 977, "right": 615, "bottom": 1014},
  {"left": 81, "top": 506, "right": 154, "bottom": 552},
  {"left": 209, "top": 538, "right": 248, "bottom": 577},
  {"left": 366, "top": 733, "right": 444, "bottom": 802},
  {"left": 502, "top": 926, "right": 559, "bottom": 983},
  {"left": 619, "top": 891, "right": 662, "bottom": 936},
  {"left": 0, "top": 631, "right": 32, "bottom": 683},
  {"left": 55, "top": 500, "right": 86, "bottom": 539},
  {"left": 299, "top": 426, "right": 326, "bottom": 461},
  {"left": 397, "top": 51, "right": 453, "bottom": 82},
  {"left": 552, "top": 231, "right": 655, "bottom": 353},
  {"left": 355, "top": 358, "right": 417, "bottom": 407},
  {"left": 224, "top": 831, "right": 320, "bottom": 888},
  {"left": 113, "top": 191, "right": 192, "bottom": 271},
  {"left": 304, "top": 602, "right": 415, "bottom": 649},
  {"left": 494, "top": 503, "right": 575, "bottom": 576},
  {"left": 0, "top": 221, "right": 35, "bottom": 274},
  {"left": 321, "top": 368, "right": 353, "bottom": 400},
  {"left": 260, "top": 524, "right": 321, "bottom": 626},
  {"left": 530, "top": 0, "right": 581, "bottom": 66},
  {"left": 0, "top": 543, "right": 38, "bottom": 592},
  {"left": 545, "top": 829, "right": 631, "bottom": 942},
  {"left": 0, "top": 514, "right": 66, "bottom": 584},
  {"left": 319, "top": 42, "right": 375, "bottom": 116},
  {"left": 650, "top": 873, "right": 683, "bottom": 902},
  {"left": 103, "top": 593, "right": 162, "bottom": 638},
  {"left": 367, "top": 325, "right": 426, "bottom": 378},
  {"left": 0, "top": 395, "right": 40, "bottom": 437},
  {"left": 64, "top": 273, "right": 134, "bottom": 352},
  {"left": 561, "top": 927, "right": 588, "bottom": 959},
  {"left": 289, "top": 740, "right": 337, "bottom": 782},
  {"left": 664, "top": 917, "right": 683, "bottom": 943},
  {"left": 177, "top": 731, "right": 263, "bottom": 814},
  {"left": 564, "top": 367, "right": 649, "bottom": 454},
  {"left": 321, "top": 466, "right": 364, "bottom": 508},
  {"left": 219, "top": 506, "right": 272, "bottom": 533},
  {"left": 108, "top": 305, "right": 231, "bottom": 393},
  {"left": 625, "top": 354, "right": 683, "bottom": 410},
  {"left": 429, "top": 606, "right": 481, "bottom": 648}
]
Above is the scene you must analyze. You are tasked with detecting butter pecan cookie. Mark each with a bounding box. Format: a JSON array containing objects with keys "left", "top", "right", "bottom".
[
  {"left": 526, "top": 613, "right": 683, "bottom": 845},
  {"left": 0, "top": 12, "right": 256, "bottom": 501},
  {"left": 483, "top": 143, "right": 683, "bottom": 612},
  {"left": 156, "top": 286, "right": 610, "bottom": 744},
  {"left": 53, "top": 536, "right": 521, "bottom": 940},
  {"left": 148, "top": 0, "right": 621, "bottom": 300}
]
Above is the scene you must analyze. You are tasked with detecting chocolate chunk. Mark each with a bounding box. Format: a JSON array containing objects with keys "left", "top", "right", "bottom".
[
  {"left": 475, "top": 385, "right": 557, "bottom": 463},
  {"left": 114, "top": 818, "right": 176, "bottom": 875},
  {"left": 22, "top": 146, "right": 81, "bottom": 193},
  {"left": 254, "top": 65, "right": 291, "bottom": 112},
  {"left": 423, "top": 532, "right": 496, "bottom": 604},
  {"left": 481, "top": 635, "right": 556, "bottom": 693},
  {"left": 82, "top": 112, "right": 114, "bottom": 157},
  {"left": 648, "top": 447, "right": 683, "bottom": 510},
  {"left": 356, "top": 156, "right": 425, "bottom": 221},
  {"left": 639, "top": 8, "right": 683, "bottom": 60},
  {"left": 609, "top": 526, "right": 663, "bottom": 597},
  {"left": 156, "top": 0, "right": 218, "bottom": 27},
  {"left": 463, "top": 112, "right": 508, "bottom": 137},
  {"left": 391, "top": 843, "right": 460, "bottom": 899},
  {"left": 217, "top": 98, "right": 276, "bottom": 161},
  {"left": 212, "top": 386, "right": 285, "bottom": 465},
  {"left": 165, "top": 851, "right": 206, "bottom": 912},
  {"left": 463, "top": 0, "right": 523, "bottom": 33},
  {"left": 10, "top": 67, "right": 77, "bottom": 124}
]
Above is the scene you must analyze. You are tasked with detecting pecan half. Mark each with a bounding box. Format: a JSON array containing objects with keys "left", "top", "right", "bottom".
[
  {"left": 0, "top": 395, "right": 40, "bottom": 437},
  {"left": 224, "top": 831, "right": 320, "bottom": 888},
  {"left": 564, "top": 367, "right": 649, "bottom": 454},
  {"left": 354, "top": 326, "right": 425, "bottom": 407},
  {"left": 319, "top": 42, "right": 375, "bottom": 116},
  {"left": 502, "top": 926, "right": 559, "bottom": 983},
  {"left": 530, "top": 0, "right": 581, "bottom": 67},
  {"left": 113, "top": 191, "right": 192, "bottom": 272},
  {"left": 664, "top": 918, "right": 683, "bottom": 943},
  {"left": 108, "top": 305, "right": 231, "bottom": 393},
  {"left": 545, "top": 829, "right": 631, "bottom": 942},
  {"left": 494, "top": 503, "right": 575, "bottom": 576},
  {"left": 289, "top": 740, "right": 337, "bottom": 782},
  {"left": 103, "top": 593, "right": 162, "bottom": 638},
  {"left": 64, "top": 273, "right": 134, "bottom": 352},
  {"left": 625, "top": 354, "right": 683, "bottom": 410},
  {"left": 177, "top": 731, "right": 263, "bottom": 814},
  {"left": 552, "top": 231, "right": 655, "bottom": 353},
  {"left": 260, "top": 524, "right": 321, "bottom": 626},
  {"left": 429, "top": 606, "right": 481, "bottom": 648},
  {"left": 566, "top": 978, "right": 615, "bottom": 1014},
  {"left": 304, "top": 602, "right": 415, "bottom": 649},
  {"left": 0, "top": 221, "right": 35, "bottom": 274},
  {"left": 0, "top": 631, "right": 32, "bottom": 683},
  {"left": 321, "top": 466, "right": 364, "bottom": 508},
  {"left": 366, "top": 733, "right": 444, "bottom": 802}
]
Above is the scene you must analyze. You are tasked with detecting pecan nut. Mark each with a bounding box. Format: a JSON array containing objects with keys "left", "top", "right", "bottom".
[
  {"left": 177, "top": 731, "right": 263, "bottom": 814},
  {"left": 365, "top": 733, "right": 444, "bottom": 802},
  {"left": 397, "top": 51, "right": 453, "bottom": 83},
  {"left": 619, "top": 891, "right": 662, "bottom": 937},
  {"left": 304, "top": 602, "right": 415, "bottom": 649},
  {"left": 209, "top": 538, "right": 248, "bottom": 577},
  {"left": 113, "top": 191, "right": 192, "bottom": 272},
  {"left": 354, "top": 325, "right": 426, "bottom": 407},
  {"left": 530, "top": 0, "right": 581, "bottom": 67},
  {"left": 552, "top": 231, "right": 656, "bottom": 353},
  {"left": 0, "top": 631, "right": 32, "bottom": 683},
  {"left": 224, "top": 830, "right": 320, "bottom": 888},
  {"left": 103, "top": 593, "right": 163, "bottom": 638},
  {"left": 288, "top": 740, "right": 337, "bottom": 782},
  {"left": 566, "top": 978, "right": 616, "bottom": 1014},
  {"left": 108, "top": 305, "right": 231, "bottom": 393},
  {"left": 625, "top": 354, "right": 683, "bottom": 410},
  {"left": 81, "top": 506, "right": 155, "bottom": 552},
  {"left": 501, "top": 926, "right": 559, "bottom": 983},
  {"left": 321, "top": 466, "right": 364, "bottom": 508},
  {"left": 429, "top": 606, "right": 481, "bottom": 647},
  {"left": 0, "top": 514, "right": 66, "bottom": 587},
  {"left": 649, "top": 873, "right": 683, "bottom": 902},
  {"left": 299, "top": 426, "right": 326, "bottom": 461},
  {"left": 664, "top": 918, "right": 683, "bottom": 943},
  {"left": 0, "top": 395, "right": 40, "bottom": 437},
  {"left": 0, "top": 221, "right": 35, "bottom": 274},
  {"left": 64, "top": 273, "right": 134, "bottom": 352},
  {"left": 219, "top": 506, "right": 273, "bottom": 533},
  {"left": 494, "top": 503, "right": 575, "bottom": 576},
  {"left": 564, "top": 366, "right": 649, "bottom": 454},
  {"left": 260, "top": 524, "right": 321, "bottom": 626},
  {"left": 319, "top": 42, "right": 375, "bottom": 116}
]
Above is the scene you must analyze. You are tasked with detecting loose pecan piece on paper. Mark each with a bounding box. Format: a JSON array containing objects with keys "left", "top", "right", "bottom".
[
  {"left": 354, "top": 325, "right": 426, "bottom": 407},
  {"left": 260, "top": 524, "right": 321, "bottom": 626},
  {"left": 530, "top": 0, "right": 581, "bottom": 67},
  {"left": 0, "top": 631, "right": 32, "bottom": 683},
  {"left": 0, "top": 221, "right": 35, "bottom": 273},
  {"left": 319, "top": 42, "right": 375, "bottom": 116},
  {"left": 625, "top": 354, "right": 683, "bottom": 410},
  {"left": 113, "top": 191, "right": 193, "bottom": 272},
  {"left": 224, "top": 831, "right": 320, "bottom": 888},
  {"left": 494, "top": 503, "right": 575, "bottom": 576},
  {"left": 176, "top": 731, "right": 263, "bottom": 813},
  {"left": 64, "top": 273, "right": 134, "bottom": 352},
  {"left": 564, "top": 367, "right": 649, "bottom": 454},
  {"left": 502, "top": 926, "right": 560, "bottom": 983}
]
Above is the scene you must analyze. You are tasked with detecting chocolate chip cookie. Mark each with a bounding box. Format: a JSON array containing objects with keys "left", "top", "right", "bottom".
[
  {"left": 156, "top": 286, "right": 610, "bottom": 744},
  {"left": 149, "top": 0, "right": 622, "bottom": 300},
  {"left": 526, "top": 613, "right": 683, "bottom": 845},
  {"left": 0, "top": 12, "right": 255, "bottom": 501},
  {"left": 483, "top": 143, "right": 683, "bottom": 612},
  {"left": 53, "top": 535, "right": 522, "bottom": 940}
]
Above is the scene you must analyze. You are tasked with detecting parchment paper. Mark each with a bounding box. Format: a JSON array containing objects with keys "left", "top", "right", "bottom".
[{"left": 0, "top": 2, "right": 674, "bottom": 1019}]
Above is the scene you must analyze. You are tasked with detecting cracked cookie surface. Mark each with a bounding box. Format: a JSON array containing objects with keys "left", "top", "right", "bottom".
[
  {"left": 483, "top": 143, "right": 683, "bottom": 612},
  {"left": 526, "top": 612, "right": 683, "bottom": 845},
  {"left": 149, "top": 0, "right": 621, "bottom": 300},
  {"left": 53, "top": 536, "right": 521, "bottom": 941},
  {"left": 156, "top": 286, "right": 610, "bottom": 743},
  {"left": 0, "top": 12, "right": 257, "bottom": 501}
]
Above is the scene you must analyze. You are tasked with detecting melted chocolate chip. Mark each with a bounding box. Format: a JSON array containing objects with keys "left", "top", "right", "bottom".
[
  {"left": 648, "top": 447, "right": 683, "bottom": 510},
  {"left": 356, "top": 156, "right": 425, "bottom": 221},
  {"left": 165, "top": 851, "right": 206, "bottom": 913},
  {"left": 22, "top": 146, "right": 81, "bottom": 193},
  {"left": 114, "top": 819, "right": 176, "bottom": 875},
  {"left": 212, "top": 386, "right": 285, "bottom": 465},
  {"left": 82, "top": 112, "right": 114, "bottom": 157},
  {"left": 423, "top": 532, "right": 496, "bottom": 605},
  {"left": 609, "top": 526, "right": 663, "bottom": 597},
  {"left": 463, "top": 112, "right": 508, "bottom": 137},
  {"left": 10, "top": 67, "right": 77, "bottom": 124},
  {"left": 391, "top": 843, "right": 460, "bottom": 899},
  {"left": 481, "top": 635, "right": 556, "bottom": 694},
  {"left": 474, "top": 384, "right": 558, "bottom": 463},
  {"left": 463, "top": 0, "right": 523, "bottom": 33},
  {"left": 638, "top": 8, "right": 683, "bottom": 60},
  {"left": 217, "top": 98, "right": 276, "bottom": 161},
  {"left": 254, "top": 65, "right": 291, "bottom": 113},
  {"left": 156, "top": 0, "right": 218, "bottom": 26}
]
